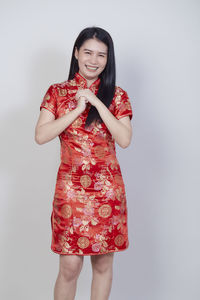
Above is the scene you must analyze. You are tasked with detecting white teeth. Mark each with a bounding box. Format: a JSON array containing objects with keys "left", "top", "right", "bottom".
[{"left": 86, "top": 65, "right": 98, "bottom": 70}]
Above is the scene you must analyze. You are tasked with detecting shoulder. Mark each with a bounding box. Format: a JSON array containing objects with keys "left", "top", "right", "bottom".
[
  {"left": 114, "top": 86, "right": 127, "bottom": 94},
  {"left": 47, "top": 79, "right": 76, "bottom": 97},
  {"left": 114, "top": 86, "right": 128, "bottom": 96},
  {"left": 112, "top": 86, "right": 129, "bottom": 103}
]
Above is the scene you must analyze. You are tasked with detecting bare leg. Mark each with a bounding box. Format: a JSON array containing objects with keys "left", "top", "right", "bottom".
[
  {"left": 54, "top": 254, "right": 84, "bottom": 300},
  {"left": 90, "top": 252, "right": 114, "bottom": 300}
]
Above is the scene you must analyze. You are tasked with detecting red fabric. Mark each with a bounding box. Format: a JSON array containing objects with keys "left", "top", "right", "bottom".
[{"left": 40, "top": 72, "right": 133, "bottom": 255}]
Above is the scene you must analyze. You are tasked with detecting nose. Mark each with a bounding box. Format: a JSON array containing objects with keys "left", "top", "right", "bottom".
[{"left": 89, "top": 54, "right": 98, "bottom": 65}]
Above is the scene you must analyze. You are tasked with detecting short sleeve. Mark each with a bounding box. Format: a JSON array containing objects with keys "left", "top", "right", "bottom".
[
  {"left": 114, "top": 88, "right": 133, "bottom": 120},
  {"left": 40, "top": 84, "right": 57, "bottom": 116}
]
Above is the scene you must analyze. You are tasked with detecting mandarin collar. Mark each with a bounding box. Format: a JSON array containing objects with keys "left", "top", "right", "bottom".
[{"left": 74, "top": 72, "right": 101, "bottom": 91}]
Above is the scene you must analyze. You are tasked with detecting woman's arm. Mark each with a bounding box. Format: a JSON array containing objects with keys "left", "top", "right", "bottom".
[
  {"left": 95, "top": 98, "right": 132, "bottom": 148},
  {"left": 35, "top": 97, "right": 86, "bottom": 145}
]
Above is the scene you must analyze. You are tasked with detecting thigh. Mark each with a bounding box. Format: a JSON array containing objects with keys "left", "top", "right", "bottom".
[{"left": 90, "top": 252, "right": 114, "bottom": 268}]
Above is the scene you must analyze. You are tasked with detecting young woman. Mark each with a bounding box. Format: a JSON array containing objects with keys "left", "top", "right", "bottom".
[{"left": 35, "top": 26, "right": 133, "bottom": 300}]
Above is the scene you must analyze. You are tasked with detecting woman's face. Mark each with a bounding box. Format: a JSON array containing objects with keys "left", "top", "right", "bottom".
[{"left": 75, "top": 38, "right": 108, "bottom": 82}]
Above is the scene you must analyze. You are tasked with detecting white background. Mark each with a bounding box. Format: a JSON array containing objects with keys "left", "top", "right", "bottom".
[{"left": 1, "top": 0, "right": 199, "bottom": 299}]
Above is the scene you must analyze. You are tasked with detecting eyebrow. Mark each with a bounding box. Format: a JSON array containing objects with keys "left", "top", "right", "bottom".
[{"left": 83, "top": 48, "right": 107, "bottom": 55}]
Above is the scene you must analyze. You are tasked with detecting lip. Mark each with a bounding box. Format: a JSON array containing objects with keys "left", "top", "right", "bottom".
[{"left": 86, "top": 65, "right": 98, "bottom": 70}]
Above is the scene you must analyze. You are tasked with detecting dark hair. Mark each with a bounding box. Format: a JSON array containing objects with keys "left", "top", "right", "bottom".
[{"left": 68, "top": 26, "right": 116, "bottom": 128}]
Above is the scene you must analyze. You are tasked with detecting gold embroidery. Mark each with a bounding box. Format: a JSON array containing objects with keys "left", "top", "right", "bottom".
[
  {"left": 72, "top": 117, "right": 83, "bottom": 128},
  {"left": 44, "top": 93, "right": 50, "bottom": 100},
  {"left": 94, "top": 145, "right": 106, "bottom": 159},
  {"left": 68, "top": 89, "right": 77, "bottom": 94},
  {"left": 77, "top": 236, "right": 90, "bottom": 249},
  {"left": 58, "top": 234, "right": 67, "bottom": 243},
  {"left": 98, "top": 204, "right": 112, "bottom": 218},
  {"left": 69, "top": 79, "right": 77, "bottom": 86},
  {"left": 80, "top": 175, "right": 92, "bottom": 188},
  {"left": 64, "top": 241, "right": 70, "bottom": 248},
  {"left": 114, "top": 234, "right": 125, "bottom": 246},
  {"left": 60, "top": 204, "right": 72, "bottom": 218},
  {"left": 58, "top": 88, "right": 67, "bottom": 97}
]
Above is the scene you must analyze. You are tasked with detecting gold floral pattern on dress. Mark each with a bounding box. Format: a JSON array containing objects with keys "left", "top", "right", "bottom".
[
  {"left": 81, "top": 157, "right": 96, "bottom": 171},
  {"left": 77, "top": 236, "right": 90, "bottom": 249},
  {"left": 40, "top": 72, "right": 133, "bottom": 255},
  {"left": 80, "top": 174, "right": 92, "bottom": 189},
  {"left": 57, "top": 88, "right": 68, "bottom": 97},
  {"left": 72, "top": 117, "right": 83, "bottom": 128},
  {"left": 94, "top": 145, "right": 106, "bottom": 159},
  {"left": 60, "top": 204, "right": 72, "bottom": 218},
  {"left": 44, "top": 93, "right": 50, "bottom": 100},
  {"left": 114, "top": 234, "right": 125, "bottom": 246},
  {"left": 98, "top": 204, "right": 112, "bottom": 218}
]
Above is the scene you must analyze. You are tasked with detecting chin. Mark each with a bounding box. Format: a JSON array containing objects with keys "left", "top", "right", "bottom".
[{"left": 84, "top": 71, "right": 99, "bottom": 79}]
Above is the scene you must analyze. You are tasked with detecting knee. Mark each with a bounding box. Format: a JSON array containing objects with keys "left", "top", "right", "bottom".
[
  {"left": 59, "top": 255, "right": 83, "bottom": 282},
  {"left": 91, "top": 254, "right": 114, "bottom": 275},
  {"left": 93, "top": 262, "right": 112, "bottom": 275}
]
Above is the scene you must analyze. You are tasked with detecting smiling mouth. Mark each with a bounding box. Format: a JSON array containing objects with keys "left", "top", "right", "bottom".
[{"left": 85, "top": 65, "right": 98, "bottom": 71}]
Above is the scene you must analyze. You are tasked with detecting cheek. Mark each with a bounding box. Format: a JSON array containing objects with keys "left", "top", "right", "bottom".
[
  {"left": 79, "top": 55, "right": 87, "bottom": 64},
  {"left": 98, "top": 57, "right": 107, "bottom": 67},
  {"left": 102, "top": 59, "right": 107, "bottom": 68},
  {"left": 79, "top": 58, "right": 85, "bottom": 64}
]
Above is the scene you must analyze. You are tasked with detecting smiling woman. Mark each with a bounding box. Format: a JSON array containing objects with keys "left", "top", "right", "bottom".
[
  {"left": 35, "top": 26, "right": 133, "bottom": 300},
  {"left": 68, "top": 27, "right": 117, "bottom": 128}
]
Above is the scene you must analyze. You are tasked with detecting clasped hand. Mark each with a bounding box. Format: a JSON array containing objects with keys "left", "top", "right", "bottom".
[{"left": 75, "top": 89, "right": 98, "bottom": 107}]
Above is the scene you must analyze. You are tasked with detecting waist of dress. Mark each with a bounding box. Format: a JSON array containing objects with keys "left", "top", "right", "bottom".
[{"left": 59, "top": 151, "right": 120, "bottom": 168}]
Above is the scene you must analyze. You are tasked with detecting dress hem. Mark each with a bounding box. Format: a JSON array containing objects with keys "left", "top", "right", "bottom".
[{"left": 50, "top": 245, "right": 129, "bottom": 256}]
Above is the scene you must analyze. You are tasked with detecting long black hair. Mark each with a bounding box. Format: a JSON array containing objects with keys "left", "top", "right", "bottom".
[{"left": 68, "top": 26, "right": 116, "bottom": 128}]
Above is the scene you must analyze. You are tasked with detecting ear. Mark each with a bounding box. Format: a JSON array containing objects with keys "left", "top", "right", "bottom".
[{"left": 74, "top": 47, "right": 78, "bottom": 60}]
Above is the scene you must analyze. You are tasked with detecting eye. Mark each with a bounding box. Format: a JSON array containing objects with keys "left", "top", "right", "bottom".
[
  {"left": 85, "top": 51, "right": 91, "bottom": 54},
  {"left": 99, "top": 54, "right": 105, "bottom": 57}
]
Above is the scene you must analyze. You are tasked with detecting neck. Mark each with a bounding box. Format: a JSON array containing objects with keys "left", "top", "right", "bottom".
[
  {"left": 87, "top": 79, "right": 96, "bottom": 88},
  {"left": 78, "top": 71, "right": 98, "bottom": 88}
]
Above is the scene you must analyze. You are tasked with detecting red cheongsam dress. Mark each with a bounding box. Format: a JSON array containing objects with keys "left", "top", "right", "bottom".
[{"left": 40, "top": 72, "right": 133, "bottom": 255}]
